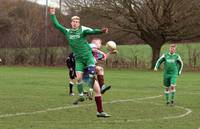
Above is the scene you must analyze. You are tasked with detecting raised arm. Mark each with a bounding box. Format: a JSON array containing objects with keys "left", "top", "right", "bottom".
[
  {"left": 49, "top": 7, "right": 67, "bottom": 34},
  {"left": 154, "top": 54, "right": 165, "bottom": 71}
]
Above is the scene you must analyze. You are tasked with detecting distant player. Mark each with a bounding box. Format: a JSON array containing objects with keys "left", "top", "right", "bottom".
[
  {"left": 154, "top": 44, "right": 183, "bottom": 106},
  {"left": 50, "top": 7, "right": 110, "bottom": 117},
  {"left": 65, "top": 53, "right": 76, "bottom": 96}
]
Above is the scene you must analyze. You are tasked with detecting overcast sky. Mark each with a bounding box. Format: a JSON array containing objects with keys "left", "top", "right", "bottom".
[{"left": 27, "top": 0, "right": 59, "bottom": 7}]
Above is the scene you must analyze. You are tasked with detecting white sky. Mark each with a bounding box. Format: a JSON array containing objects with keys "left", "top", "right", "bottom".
[{"left": 27, "top": 0, "right": 60, "bottom": 7}]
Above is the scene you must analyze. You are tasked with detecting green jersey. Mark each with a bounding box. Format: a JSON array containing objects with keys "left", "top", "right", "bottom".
[
  {"left": 50, "top": 14, "right": 103, "bottom": 59},
  {"left": 154, "top": 53, "right": 183, "bottom": 75}
]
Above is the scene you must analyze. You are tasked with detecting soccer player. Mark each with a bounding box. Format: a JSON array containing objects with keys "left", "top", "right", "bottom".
[
  {"left": 90, "top": 38, "right": 114, "bottom": 94},
  {"left": 49, "top": 7, "right": 110, "bottom": 117},
  {"left": 65, "top": 53, "right": 89, "bottom": 97},
  {"left": 154, "top": 44, "right": 183, "bottom": 106},
  {"left": 65, "top": 53, "right": 76, "bottom": 96}
]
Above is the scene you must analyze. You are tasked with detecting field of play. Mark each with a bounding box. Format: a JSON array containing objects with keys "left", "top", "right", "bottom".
[{"left": 0, "top": 67, "right": 200, "bottom": 129}]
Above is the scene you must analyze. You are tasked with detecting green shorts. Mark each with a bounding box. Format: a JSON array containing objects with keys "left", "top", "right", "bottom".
[
  {"left": 75, "top": 53, "right": 95, "bottom": 72},
  {"left": 163, "top": 74, "right": 177, "bottom": 87}
]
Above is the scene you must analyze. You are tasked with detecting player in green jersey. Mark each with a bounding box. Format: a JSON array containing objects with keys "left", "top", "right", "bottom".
[
  {"left": 154, "top": 44, "right": 183, "bottom": 106},
  {"left": 49, "top": 7, "right": 110, "bottom": 117}
]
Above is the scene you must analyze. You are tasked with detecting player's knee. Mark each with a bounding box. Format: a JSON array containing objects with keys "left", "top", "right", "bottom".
[
  {"left": 96, "top": 66, "right": 104, "bottom": 75},
  {"left": 69, "top": 79, "right": 74, "bottom": 84},
  {"left": 77, "top": 76, "right": 83, "bottom": 83},
  {"left": 99, "top": 66, "right": 104, "bottom": 72},
  {"left": 165, "top": 87, "right": 170, "bottom": 92},
  {"left": 76, "top": 72, "right": 83, "bottom": 80},
  {"left": 95, "top": 67, "right": 100, "bottom": 74},
  {"left": 96, "top": 66, "right": 103, "bottom": 70},
  {"left": 171, "top": 85, "right": 176, "bottom": 92}
]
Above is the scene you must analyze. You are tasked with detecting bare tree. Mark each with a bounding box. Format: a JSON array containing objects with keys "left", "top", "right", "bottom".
[{"left": 63, "top": 0, "right": 200, "bottom": 68}]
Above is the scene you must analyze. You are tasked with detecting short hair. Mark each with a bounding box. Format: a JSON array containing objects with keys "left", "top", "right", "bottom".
[
  {"left": 71, "top": 16, "right": 80, "bottom": 21},
  {"left": 92, "top": 38, "right": 102, "bottom": 42},
  {"left": 170, "top": 44, "right": 176, "bottom": 48}
]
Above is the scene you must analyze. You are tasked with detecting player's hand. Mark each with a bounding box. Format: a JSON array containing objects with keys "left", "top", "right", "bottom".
[
  {"left": 154, "top": 67, "right": 158, "bottom": 71},
  {"left": 101, "top": 27, "right": 108, "bottom": 33},
  {"left": 102, "top": 53, "right": 107, "bottom": 61},
  {"left": 178, "top": 71, "right": 181, "bottom": 75},
  {"left": 49, "top": 7, "right": 56, "bottom": 14}
]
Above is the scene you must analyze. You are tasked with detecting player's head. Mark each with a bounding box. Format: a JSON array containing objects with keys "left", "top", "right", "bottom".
[
  {"left": 71, "top": 16, "right": 80, "bottom": 29},
  {"left": 169, "top": 44, "right": 176, "bottom": 54},
  {"left": 91, "top": 38, "right": 102, "bottom": 49}
]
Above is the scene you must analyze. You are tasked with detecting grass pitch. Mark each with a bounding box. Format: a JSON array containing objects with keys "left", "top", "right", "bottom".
[{"left": 0, "top": 66, "right": 200, "bottom": 129}]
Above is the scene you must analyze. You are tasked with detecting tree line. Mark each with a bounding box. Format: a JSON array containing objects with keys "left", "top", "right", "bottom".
[{"left": 0, "top": 0, "right": 200, "bottom": 68}]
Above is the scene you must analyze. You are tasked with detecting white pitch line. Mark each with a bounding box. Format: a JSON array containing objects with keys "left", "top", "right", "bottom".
[
  {"left": 179, "top": 92, "right": 200, "bottom": 95},
  {"left": 0, "top": 95, "right": 192, "bottom": 121},
  {"left": 163, "top": 105, "right": 192, "bottom": 120},
  {"left": 101, "top": 95, "right": 192, "bottom": 123},
  {"left": 0, "top": 95, "right": 161, "bottom": 118},
  {"left": 0, "top": 104, "right": 92, "bottom": 118}
]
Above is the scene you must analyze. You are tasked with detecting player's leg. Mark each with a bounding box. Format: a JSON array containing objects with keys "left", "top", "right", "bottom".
[
  {"left": 85, "top": 54, "right": 110, "bottom": 117},
  {"left": 164, "top": 87, "right": 170, "bottom": 105},
  {"left": 84, "top": 65, "right": 96, "bottom": 100},
  {"left": 73, "top": 56, "right": 95, "bottom": 104},
  {"left": 68, "top": 69, "right": 76, "bottom": 96},
  {"left": 68, "top": 78, "right": 75, "bottom": 96},
  {"left": 84, "top": 55, "right": 97, "bottom": 99},
  {"left": 72, "top": 72, "right": 85, "bottom": 105},
  {"left": 76, "top": 72, "right": 84, "bottom": 96},
  {"left": 164, "top": 76, "right": 171, "bottom": 105},
  {"left": 93, "top": 80, "right": 111, "bottom": 117},
  {"left": 96, "top": 66, "right": 104, "bottom": 89},
  {"left": 170, "top": 85, "right": 176, "bottom": 105},
  {"left": 96, "top": 65, "right": 111, "bottom": 94},
  {"left": 170, "top": 76, "right": 177, "bottom": 105},
  {"left": 73, "top": 60, "right": 85, "bottom": 104}
]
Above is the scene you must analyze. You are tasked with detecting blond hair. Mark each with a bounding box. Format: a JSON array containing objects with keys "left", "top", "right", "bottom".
[
  {"left": 170, "top": 44, "right": 176, "bottom": 48},
  {"left": 71, "top": 16, "right": 80, "bottom": 21}
]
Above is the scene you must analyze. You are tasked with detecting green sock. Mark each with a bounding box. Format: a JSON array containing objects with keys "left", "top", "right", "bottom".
[
  {"left": 77, "top": 83, "right": 83, "bottom": 95},
  {"left": 171, "top": 91, "right": 175, "bottom": 101},
  {"left": 165, "top": 91, "right": 170, "bottom": 102}
]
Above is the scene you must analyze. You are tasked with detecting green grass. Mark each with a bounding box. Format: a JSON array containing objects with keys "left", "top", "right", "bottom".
[
  {"left": 0, "top": 66, "right": 200, "bottom": 129},
  {"left": 113, "top": 43, "right": 200, "bottom": 68}
]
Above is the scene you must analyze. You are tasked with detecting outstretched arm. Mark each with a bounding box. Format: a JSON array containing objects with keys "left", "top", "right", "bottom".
[
  {"left": 83, "top": 26, "right": 108, "bottom": 35},
  {"left": 49, "top": 7, "right": 67, "bottom": 34},
  {"left": 154, "top": 54, "right": 165, "bottom": 71}
]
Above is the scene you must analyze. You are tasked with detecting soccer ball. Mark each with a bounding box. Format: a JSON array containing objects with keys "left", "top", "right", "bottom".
[
  {"left": 0, "top": 58, "right": 2, "bottom": 63},
  {"left": 106, "top": 41, "right": 117, "bottom": 51}
]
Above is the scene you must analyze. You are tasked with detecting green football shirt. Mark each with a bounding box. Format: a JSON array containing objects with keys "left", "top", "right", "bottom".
[
  {"left": 155, "top": 52, "right": 183, "bottom": 75},
  {"left": 50, "top": 14, "right": 103, "bottom": 59}
]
